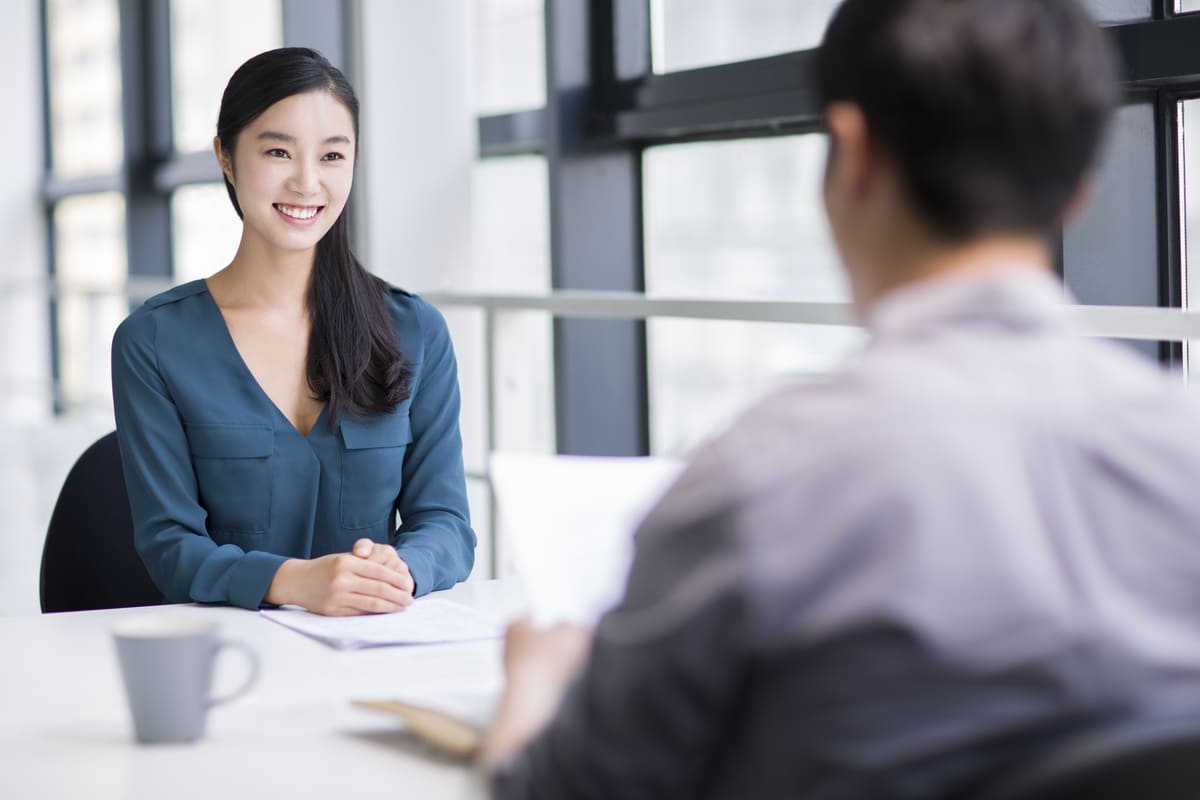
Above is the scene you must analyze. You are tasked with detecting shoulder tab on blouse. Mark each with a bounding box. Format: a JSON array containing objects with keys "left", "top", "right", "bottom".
[{"left": 142, "top": 279, "right": 209, "bottom": 310}]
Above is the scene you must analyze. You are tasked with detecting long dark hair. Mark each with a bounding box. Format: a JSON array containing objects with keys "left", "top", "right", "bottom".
[{"left": 216, "top": 47, "right": 409, "bottom": 424}]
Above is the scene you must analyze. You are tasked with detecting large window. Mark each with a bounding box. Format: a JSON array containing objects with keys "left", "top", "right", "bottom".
[
  {"left": 650, "top": 0, "right": 840, "bottom": 73},
  {"left": 474, "top": 0, "right": 545, "bottom": 113},
  {"left": 170, "top": 0, "right": 282, "bottom": 153},
  {"left": 643, "top": 135, "right": 862, "bottom": 454},
  {"left": 1182, "top": 98, "right": 1200, "bottom": 373},
  {"left": 44, "top": 0, "right": 124, "bottom": 412},
  {"left": 1063, "top": 102, "right": 1159, "bottom": 310},
  {"left": 52, "top": 193, "right": 126, "bottom": 414},
  {"left": 1080, "top": 0, "right": 1152, "bottom": 21},
  {"left": 466, "top": 2, "right": 1200, "bottom": 465},
  {"left": 35, "top": 0, "right": 1200, "bottom": 582},
  {"left": 164, "top": 0, "right": 281, "bottom": 292},
  {"left": 171, "top": 183, "right": 243, "bottom": 283},
  {"left": 447, "top": 152, "right": 556, "bottom": 484},
  {"left": 463, "top": 2, "right": 554, "bottom": 575},
  {"left": 469, "top": 156, "right": 555, "bottom": 457},
  {"left": 45, "top": 0, "right": 123, "bottom": 178},
  {"left": 42, "top": 0, "right": 286, "bottom": 414}
]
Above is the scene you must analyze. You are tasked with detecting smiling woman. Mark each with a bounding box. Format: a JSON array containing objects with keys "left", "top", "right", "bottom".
[{"left": 110, "top": 48, "right": 476, "bottom": 616}]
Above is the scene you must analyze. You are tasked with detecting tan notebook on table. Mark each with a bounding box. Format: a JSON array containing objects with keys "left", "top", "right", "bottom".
[{"left": 353, "top": 698, "right": 484, "bottom": 758}]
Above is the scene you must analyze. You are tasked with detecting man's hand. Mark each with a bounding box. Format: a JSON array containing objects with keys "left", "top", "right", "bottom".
[
  {"left": 503, "top": 617, "right": 593, "bottom": 686},
  {"left": 480, "top": 617, "right": 594, "bottom": 771}
]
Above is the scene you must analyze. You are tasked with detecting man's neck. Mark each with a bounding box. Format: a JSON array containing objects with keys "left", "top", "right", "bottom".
[{"left": 854, "top": 234, "right": 1055, "bottom": 315}]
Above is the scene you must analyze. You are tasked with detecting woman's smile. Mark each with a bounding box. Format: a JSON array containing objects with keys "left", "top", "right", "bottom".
[{"left": 273, "top": 203, "right": 324, "bottom": 226}]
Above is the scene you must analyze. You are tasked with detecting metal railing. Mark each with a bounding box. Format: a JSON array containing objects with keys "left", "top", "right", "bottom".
[
  {"left": 420, "top": 289, "right": 1200, "bottom": 341},
  {"left": 7, "top": 279, "right": 1200, "bottom": 577}
]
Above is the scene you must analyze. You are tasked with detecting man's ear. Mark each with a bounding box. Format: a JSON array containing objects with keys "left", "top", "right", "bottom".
[
  {"left": 824, "top": 102, "right": 873, "bottom": 201},
  {"left": 213, "top": 136, "right": 234, "bottom": 186},
  {"left": 1057, "top": 173, "right": 1095, "bottom": 229}
]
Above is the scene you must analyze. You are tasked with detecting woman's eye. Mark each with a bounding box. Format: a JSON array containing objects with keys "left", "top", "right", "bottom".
[
  {"left": 266, "top": 148, "right": 289, "bottom": 158},
  {"left": 322, "top": 152, "right": 345, "bottom": 161}
]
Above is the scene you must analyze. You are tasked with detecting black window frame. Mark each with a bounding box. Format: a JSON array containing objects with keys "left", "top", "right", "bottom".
[
  {"left": 475, "top": 2, "right": 1200, "bottom": 455},
  {"left": 42, "top": 1, "right": 1200, "bottom": 436},
  {"left": 40, "top": 0, "right": 353, "bottom": 413}
]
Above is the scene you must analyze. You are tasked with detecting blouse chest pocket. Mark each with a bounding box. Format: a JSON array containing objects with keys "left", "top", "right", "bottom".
[
  {"left": 185, "top": 423, "right": 274, "bottom": 535},
  {"left": 339, "top": 413, "right": 412, "bottom": 530}
]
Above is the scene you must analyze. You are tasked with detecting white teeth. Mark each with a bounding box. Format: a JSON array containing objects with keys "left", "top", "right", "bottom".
[{"left": 275, "top": 204, "right": 320, "bottom": 220}]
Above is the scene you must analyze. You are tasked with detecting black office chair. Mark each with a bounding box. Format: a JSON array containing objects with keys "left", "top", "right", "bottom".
[
  {"left": 955, "top": 715, "right": 1200, "bottom": 800},
  {"left": 39, "top": 431, "right": 163, "bottom": 612}
]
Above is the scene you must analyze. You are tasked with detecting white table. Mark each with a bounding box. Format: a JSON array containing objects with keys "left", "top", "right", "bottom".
[{"left": 0, "top": 579, "right": 525, "bottom": 799}]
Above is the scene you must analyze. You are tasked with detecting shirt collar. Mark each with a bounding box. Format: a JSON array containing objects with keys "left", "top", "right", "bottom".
[{"left": 865, "top": 267, "right": 1073, "bottom": 341}]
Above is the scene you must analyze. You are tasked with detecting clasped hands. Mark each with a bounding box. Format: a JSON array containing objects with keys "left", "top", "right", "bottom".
[{"left": 264, "top": 538, "right": 414, "bottom": 616}]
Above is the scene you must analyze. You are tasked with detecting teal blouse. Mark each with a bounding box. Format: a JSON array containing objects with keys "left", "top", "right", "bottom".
[{"left": 111, "top": 280, "right": 475, "bottom": 609}]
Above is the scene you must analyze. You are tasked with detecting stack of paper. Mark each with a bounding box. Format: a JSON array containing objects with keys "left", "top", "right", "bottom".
[{"left": 261, "top": 597, "right": 503, "bottom": 650}]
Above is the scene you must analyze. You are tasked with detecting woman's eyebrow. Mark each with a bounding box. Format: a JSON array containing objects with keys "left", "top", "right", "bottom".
[
  {"left": 255, "top": 131, "right": 352, "bottom": 145},
  {"left": 256, "top": 130, "right": 296, "bottom": 143}
]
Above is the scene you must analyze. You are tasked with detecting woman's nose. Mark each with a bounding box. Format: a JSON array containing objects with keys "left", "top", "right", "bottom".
[{"left": 286, "top": 160, "right": 320, "bottom": 195}]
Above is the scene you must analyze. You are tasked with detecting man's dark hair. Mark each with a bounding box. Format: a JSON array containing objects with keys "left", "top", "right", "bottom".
[{"left": 816, "top": 0, "right": 1121, "bottom": 240}]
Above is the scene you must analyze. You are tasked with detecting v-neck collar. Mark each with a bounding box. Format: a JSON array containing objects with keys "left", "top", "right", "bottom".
[{"left": 198, "top": 280, "right": 328, "bottom": 440}]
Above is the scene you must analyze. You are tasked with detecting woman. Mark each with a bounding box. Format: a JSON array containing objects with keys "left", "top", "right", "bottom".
[{"left": 111, "top": 48, "right": 474, "bottom": 615}]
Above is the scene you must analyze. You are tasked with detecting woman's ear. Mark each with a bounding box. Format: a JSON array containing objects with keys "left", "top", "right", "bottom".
[{"left": 213, "top": 136, "right": 234, "bottom": 186}]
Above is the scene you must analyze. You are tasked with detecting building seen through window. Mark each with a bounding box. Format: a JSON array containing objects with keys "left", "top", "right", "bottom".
[
  {"left": 475, "top": 0, "right": 544, "bottom": 114},
  {"left": 170, "top": 0, "right": 282, "bottom": 153},
  {"left": 171, "top": 183, "right": 242, "bottom": 284},
  {"left": 46, "top": 0, "right": 122, "bottom": 178},
  {"left": 644, "top": 134, "right": 864, "bottom": 455},
  {"left": 53, "top": 193, "right": 126, "bottom": 413},
  {"left": 650, "top": 0, "right": 840, "bottom": 73}
]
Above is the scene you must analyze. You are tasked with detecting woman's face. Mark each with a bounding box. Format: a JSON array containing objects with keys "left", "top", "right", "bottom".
[{"left": 216, "top": 89, "right": 356, "bottom": 256}]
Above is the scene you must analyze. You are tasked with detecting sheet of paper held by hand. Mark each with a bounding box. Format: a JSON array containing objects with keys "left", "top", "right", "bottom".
[
  {"left": 490, "top": 452, "right": 685, "bottom": 627},
  {"left": 260, "top": 597, "right": 504, "bottom": 649}
]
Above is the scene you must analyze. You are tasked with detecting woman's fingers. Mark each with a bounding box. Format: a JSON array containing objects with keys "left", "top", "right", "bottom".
[
  {"left": 333, "top": 555, "right": 413, "bottom": 606},
  {"left": 348, "top": 542, "right": 413, "bottom": 593},
  {"left": 350, "top": 549, "right": 414, "bottom": 595},
  {"left": 348, "top": 554, "right": 414, "bottom": 595},
  {"left": 341, "top": 592, "right": 408, "bottom": 615},
  {"left": 365, "top": 544, "right": 407, "bottom": 575},
  {"left": 301, "top": 550, "right": 416, "bottom": 615}
]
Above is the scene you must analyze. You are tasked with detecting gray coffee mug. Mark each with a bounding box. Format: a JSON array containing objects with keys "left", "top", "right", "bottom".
[{"left": 113, "top": 617, "right": 258, "bottom": 744}]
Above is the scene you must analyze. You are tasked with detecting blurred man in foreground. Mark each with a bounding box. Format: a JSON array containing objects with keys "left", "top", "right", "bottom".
[{"left": 484, "top": 1, "right": 1200, "bottom": 797}]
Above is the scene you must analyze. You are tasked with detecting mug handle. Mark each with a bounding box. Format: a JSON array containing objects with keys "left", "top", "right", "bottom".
[{"left": 207, "top": 640, "right": 260, "bottom": 708}]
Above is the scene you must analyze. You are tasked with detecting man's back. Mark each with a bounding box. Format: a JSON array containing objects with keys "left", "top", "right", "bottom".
[
  {"left": 483, "top": 4, "right": 1187, "bottom": 797},
  {"left": 494, "top": 270, "right": 1200, "bottom": 800},
  {"left": 685, "top": 269, "right": 1200, "bottom": 797}
]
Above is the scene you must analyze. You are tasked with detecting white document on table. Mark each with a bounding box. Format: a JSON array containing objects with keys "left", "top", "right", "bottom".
[
  {"left": 260, "top": 597, "right": 504, "bottom": 650},
  {"left": 490, "top": 452, "right": 685, "bottom": 627}
]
